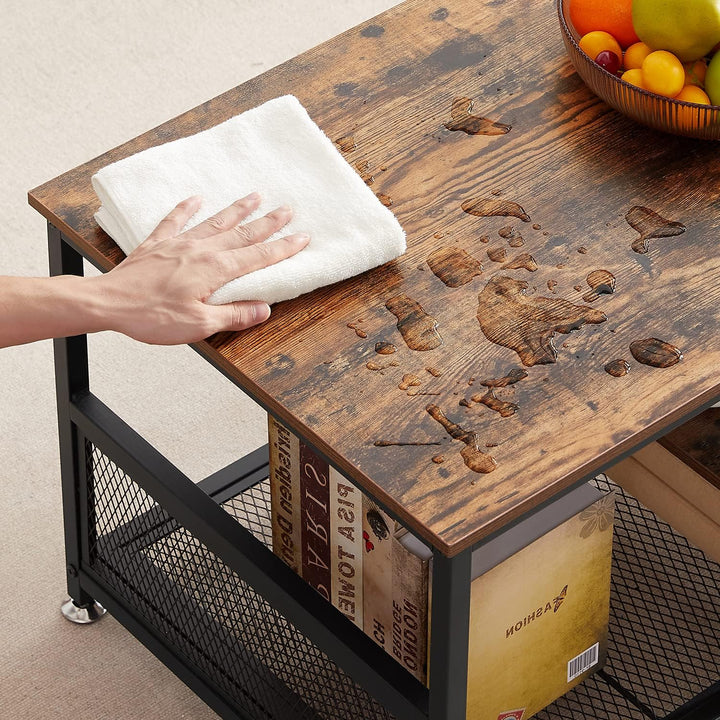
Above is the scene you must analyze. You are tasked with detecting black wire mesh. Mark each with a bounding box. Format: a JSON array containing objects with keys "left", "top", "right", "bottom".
[
  {"left": 534, "top": 671, "right": 649, "bottom": 720},
  {"left": 85, "top": 438, "right": 719, "bottom": 720},
  {"left": 86, "top": 440, "right": 395, "bottom": 720}
]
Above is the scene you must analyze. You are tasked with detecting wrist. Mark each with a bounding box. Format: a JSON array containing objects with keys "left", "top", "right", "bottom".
[{"left": 0, "top": 274, "right": 113, "bottom": 348}]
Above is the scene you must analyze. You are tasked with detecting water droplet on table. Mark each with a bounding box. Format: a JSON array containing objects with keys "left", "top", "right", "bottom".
[
  {"left": 443, "top": 97, "right": 511, "bottom": 135},
  {"left": 476, "top": 275, "right": 607, "bottom": 366},
  {"left": 582, "top": 270, "right": 616, "bottom": 303},
  {"left": 427, "top": 246, "right": 483, "bottom": 287},
  {"left": 462, "top": 197, "right": 531, "bottom": 222},
  {"left": 629, "top": 338, "right": 683, "bottom": 367},
  {"left": 386, "top": 294, "right": 443, "bottom": 351},
  {"left": 625, "top": 206, "right": 685, "bottom": 254},
  {"left": 604, "top": 359, "right": 630, "bottom": 377},
  {"left": 426, "top": 404, "right": 497, "bottom": 473}
]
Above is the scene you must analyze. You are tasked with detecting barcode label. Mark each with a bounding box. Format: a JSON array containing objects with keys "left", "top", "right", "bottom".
[{"left": 567, "top": 642, "right": 599, "bottom": 682}]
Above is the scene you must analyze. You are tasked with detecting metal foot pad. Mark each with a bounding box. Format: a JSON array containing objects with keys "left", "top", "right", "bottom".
[{"left": 61, "top": 598, "right": 107, "bottom": 624}]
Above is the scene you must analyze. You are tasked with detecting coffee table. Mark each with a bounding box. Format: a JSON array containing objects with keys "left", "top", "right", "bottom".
[{"left": 28, "top": 0, "right": 720, "bottom": 718}]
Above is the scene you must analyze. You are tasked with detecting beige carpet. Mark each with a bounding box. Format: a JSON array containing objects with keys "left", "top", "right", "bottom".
[{"left": 0, "top": 2, "right": 395, "bottom": 718}]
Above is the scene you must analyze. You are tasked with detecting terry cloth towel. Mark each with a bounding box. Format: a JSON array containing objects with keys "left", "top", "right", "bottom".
[{"left": 91, "top": 94, "right": 406, "bottom": 305}]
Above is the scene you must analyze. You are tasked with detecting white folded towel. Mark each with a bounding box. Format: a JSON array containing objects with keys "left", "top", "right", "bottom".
[{"left": 91, "top": 94, "right": 406, "bottom": 305}]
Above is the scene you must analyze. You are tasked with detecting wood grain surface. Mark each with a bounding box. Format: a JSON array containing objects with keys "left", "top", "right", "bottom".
[{"left": 29, "top": 0, "right": 720, "bottom": 555}]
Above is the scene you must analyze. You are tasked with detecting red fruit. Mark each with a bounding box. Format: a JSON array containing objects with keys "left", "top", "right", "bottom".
[{"left": 595, "top": 50, "right": 621, "bottom": 74}]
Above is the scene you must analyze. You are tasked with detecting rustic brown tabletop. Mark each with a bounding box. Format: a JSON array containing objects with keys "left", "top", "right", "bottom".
[{"left": 29, "top": 0, "right": 720, "bottom": 557}]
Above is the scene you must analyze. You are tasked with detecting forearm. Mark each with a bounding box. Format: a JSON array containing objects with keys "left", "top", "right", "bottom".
[{"left": 0, "top": 275, "right": 110, "bottom": 347}]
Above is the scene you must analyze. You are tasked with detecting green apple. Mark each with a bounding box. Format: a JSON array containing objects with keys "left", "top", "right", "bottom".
[
  {"left": 632, "top": 0, "right": 720, "bottom": 62},
  {"left": 705, "top": 50, "right": 720, "bottom": 104}
]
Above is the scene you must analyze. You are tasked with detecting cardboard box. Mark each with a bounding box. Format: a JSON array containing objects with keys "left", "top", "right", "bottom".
[{"left": 466, "top": 483, "right": 614, "bottom": 720}]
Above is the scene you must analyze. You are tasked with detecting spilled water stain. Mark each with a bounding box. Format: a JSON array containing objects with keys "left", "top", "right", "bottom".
[
  {"left": 480, "top": 368, "right": 528, "bottom": 388},
  {"left": 386, "top": 294, "right": 443, "bottom": 351},
  {"left": 463, "top": 197, "right": 531, "bottom": 222},
  {"left": 335, "top": 135, "right": 356, "bottom": 152},
  {"left": 582, "top": 270, "right": 616, "bottom": 303},
  {"left": 499, "top": 226, "right": 525, "bottom": 248},
  {"left": 426, "top": 404, "right": 497, "bottom": 473},
  {"left": 443, "top": 97, "right": 511, "bottom": 136},
  {"left": 375, "top": 341, "right": 397, "bottom": 355},
  {"left": 629, "top": 338, "right": 683, "bottom": 367},
  {"left": 398, "top": 373, "right": 422, "bottom": 391},
  {"left": 477, "top": 275, "right": 607, "bottom": 366},
  {"left": 625, "top": 206, "right": 685, "bottom": 254},
  {"left": 347, "top": 322, "right": 367, "bottom": 338},
  {"left": 366, "top": 360, "right": 399, "bottom": 372},
  {"left": 471, "top": 388, "right": 518, "bottom": 417},
  {"left": 604, "top": 359, "right": 630, "bottom": 377},
  {"left": 502, "top": 252, "right": 538, "bottom": 272},
  {"left": 427, "top": 246, "right": 483, "bottom": 287},
  {"left": 487, "top": 247, "right": 507, "bottom": 263},
  {"left": 355, "top": 159, "right": 374, "bottom": 186}
]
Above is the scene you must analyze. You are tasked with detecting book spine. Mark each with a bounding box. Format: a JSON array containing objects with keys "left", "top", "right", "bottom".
[
  {"left": 391, "top": 536, "right": 430, "bottom": 684},
  {"left": 300, "top": 440, "right": 332, "bottom": 602},
  {"left": 330, "top": 467, "right": 363, "bottom": 628},
  {"left": 269, "top": 415, "right": 301, "bottom": 574},
  {"left": 362, "top": 495, "right": 394, "bottom": 653}
]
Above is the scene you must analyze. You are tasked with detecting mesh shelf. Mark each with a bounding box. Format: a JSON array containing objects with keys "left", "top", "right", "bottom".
[
  {"left": 85, "top": 441, "right": 719, "bottom": 720},
  {"left": 86, "top": 441, "right": 395, "bottom": 720}
]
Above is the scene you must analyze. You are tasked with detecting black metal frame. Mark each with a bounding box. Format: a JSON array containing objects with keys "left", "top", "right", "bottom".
[{"left": 48, "top": 222, "right": 720, "bottom": 720}]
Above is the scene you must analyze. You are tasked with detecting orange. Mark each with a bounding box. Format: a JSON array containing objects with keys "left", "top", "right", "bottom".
[{"left": 570, "top": 0, "right": 640, "bottom": 48}]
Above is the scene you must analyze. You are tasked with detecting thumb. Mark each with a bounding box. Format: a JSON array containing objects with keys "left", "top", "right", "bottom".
[{"left": 213, "top": 301, "right": 272, "bottom": 333}]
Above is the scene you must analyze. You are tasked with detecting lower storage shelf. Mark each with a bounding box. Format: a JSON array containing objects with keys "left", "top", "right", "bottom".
[
  {"left": 536, "top": 474, "right": 720, "bottom": 720},
  {"left": 84, "top": 441, "right": 719, "bottom": 720}
]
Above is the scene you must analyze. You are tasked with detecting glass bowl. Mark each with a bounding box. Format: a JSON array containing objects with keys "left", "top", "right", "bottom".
[{"left": 557, "top": 0, "right": 720, "bottom": 139}]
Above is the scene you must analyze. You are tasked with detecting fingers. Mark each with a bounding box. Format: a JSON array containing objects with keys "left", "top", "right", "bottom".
[
  {"left": 147, "top": 195, "right": 202, "bottom": 241},
  {"left": 220, "top": 233, "right": 310, "bottom": 282},
  {"left": 182, "top": 192, "right": 261, "bottom": 240},
  {"left": 209, "top": 301, "right": 272, "bottom": 334},
  {"left": 205, "top": 205, "right": 294, "bottom": 252}
]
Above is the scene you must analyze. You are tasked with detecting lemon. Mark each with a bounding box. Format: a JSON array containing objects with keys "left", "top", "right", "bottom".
[{"left": 632, "top": 0, "right": 720, "bottom": 62}]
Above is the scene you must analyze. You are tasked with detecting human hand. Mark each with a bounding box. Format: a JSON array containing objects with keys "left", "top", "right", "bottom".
[{"left": 98, "top": 193, "right": 309, "bottom": 344}]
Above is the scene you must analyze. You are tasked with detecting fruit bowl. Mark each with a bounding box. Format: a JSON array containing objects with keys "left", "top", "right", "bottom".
[{"left": 558, "top": 0, "right": 720, "bottom": 139}]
